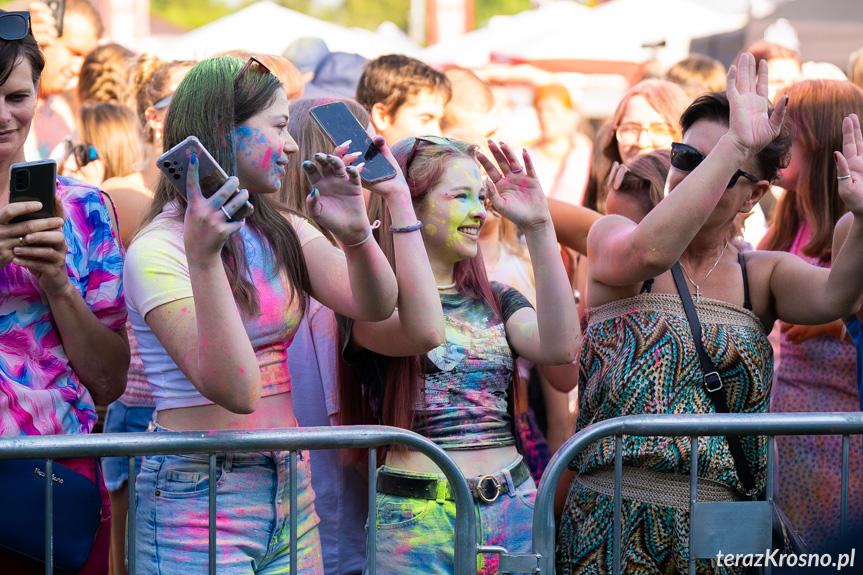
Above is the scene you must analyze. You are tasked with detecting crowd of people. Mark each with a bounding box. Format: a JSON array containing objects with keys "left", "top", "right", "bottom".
[{"left": 1, "top": 1, "right": 862, "bottom": 574}]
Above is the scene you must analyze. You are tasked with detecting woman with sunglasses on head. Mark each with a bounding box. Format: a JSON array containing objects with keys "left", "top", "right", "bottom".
[
  {"left": 122, "top": 55, "right": 423, "bottom": 574},
  {"left": 557, "top": 54, "right": 863, "bottom": 574},
  {"left": 338, "top": 135, "right": 579, "bottom": 574},
  {"left": 0, "top": 11, "right": 128, "bottom": 574},
  {"left": 758, "top": 79, "right": 863, "bottom": 550}
]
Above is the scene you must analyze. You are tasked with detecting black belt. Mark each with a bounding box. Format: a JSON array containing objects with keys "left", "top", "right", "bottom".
[{"left": 377, "top": 458, "right": 531, "bottom": 504}]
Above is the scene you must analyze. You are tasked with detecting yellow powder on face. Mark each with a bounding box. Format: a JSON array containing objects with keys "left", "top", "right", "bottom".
[{"left": 425, "top": 224, "right": 437, "bottom": 235}]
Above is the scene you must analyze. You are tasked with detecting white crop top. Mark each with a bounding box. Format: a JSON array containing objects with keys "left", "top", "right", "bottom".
[{"left": 123, "top": 202, "right": 324, "bottom": 411}]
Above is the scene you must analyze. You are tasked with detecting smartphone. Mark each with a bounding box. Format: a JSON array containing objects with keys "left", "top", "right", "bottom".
[
  {"left": 156, "top": 136, "right": 253, "bottom": 222},
  {"left": 310, "top": 102, "right": 397, "bottom": 184},
  {"left": 9, "top": 160, "right": 57, "bottom": 224},
  {"left": 40, "top": 0, "right": 66, "bottom": 36}
]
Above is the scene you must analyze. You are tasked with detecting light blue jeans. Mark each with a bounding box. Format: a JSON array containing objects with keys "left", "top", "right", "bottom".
[
  {"left": 135, "top": 446, "right": 323, "bottom": 574},
  {"left": 368, "top": 455, "right": 536, "bottom": 574}
]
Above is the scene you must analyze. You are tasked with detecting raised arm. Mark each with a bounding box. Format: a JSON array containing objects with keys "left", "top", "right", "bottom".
[
  {"left": 771, "top": 114, "right": 863, "bottom": 325},
  {"left": 478, "top": 141, "right": 579, "bottom": 365},
  {"left": 547, "top": 196, "right": 600, "bottom": 255},
  {"left": 588, "top": 53, "right": 788, "bottom": 287}
]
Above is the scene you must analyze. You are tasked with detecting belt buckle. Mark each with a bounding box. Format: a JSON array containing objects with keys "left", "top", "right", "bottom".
[
  {"left": 703, "top": 371, "right": 723, "bottom": 393},
  {"left": 476, "top": 474, "right": 502, "bottom": 503}
]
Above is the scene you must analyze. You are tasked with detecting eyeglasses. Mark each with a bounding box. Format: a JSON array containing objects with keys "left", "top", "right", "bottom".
[
  {"left": 153, "top": 93, "right": 173, "bottom": 110},
  {"left": 0, "top": 12, "right": 31, "bottom": 41},
  {"left": 405, "top": 135, "right": 456, "bottom": 174},
  {"left": 63, "top": 139, "right": 99, "bottom": 170},
  {"left": 234, "top": 55, "right": 272, "bottom": 86},
  {"left": 616, "top": 122, "right": 674, "bottom": 147},
  {"left": 670, "top": 142, "right": 759, "bottom": 189}
]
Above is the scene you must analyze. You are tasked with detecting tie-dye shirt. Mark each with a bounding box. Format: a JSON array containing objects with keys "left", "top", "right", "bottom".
[
  {"left": 341, "top": 282, "right": 533, "bottom": 450},
  {"left": 0, "top": 177, "right": 126, "bottom": 436},
  {"left": 123, "top": 202, "right": 324, "bottom": 411}
]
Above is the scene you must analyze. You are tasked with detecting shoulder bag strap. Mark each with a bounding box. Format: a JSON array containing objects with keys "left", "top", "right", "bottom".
[{"left": 670, "top": 262, "right": 757, "bottom": 492}]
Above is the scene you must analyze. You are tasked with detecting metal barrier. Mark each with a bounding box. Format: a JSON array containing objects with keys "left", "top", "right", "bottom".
[
  {"left": 524, "top": 412, "right": 863, "bottom": 575},
  {"left": 0, "top": 425, "right": 478, "bottom": 575}
]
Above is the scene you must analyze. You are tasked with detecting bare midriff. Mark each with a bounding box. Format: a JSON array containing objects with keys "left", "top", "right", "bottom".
[
  {"left": 386, "top": 444, "right": 520, "bottom": 478},
  {"left": 155, "top": 392, "right": 297, "bottom": 431}
]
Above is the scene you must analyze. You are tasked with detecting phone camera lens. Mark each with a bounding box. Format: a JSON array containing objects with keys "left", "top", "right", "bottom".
[
  {"left": 173, "top": 161, "right": 179, "bottom": 165},
  {"left": 173, "top": 174, "right": 181, "bottom": 180},
  {"left": 168, "top": 167, "right": 175, "bottom": 174},
  {"left": 163, "top": 161, "right": 171, "bottom": 168}
]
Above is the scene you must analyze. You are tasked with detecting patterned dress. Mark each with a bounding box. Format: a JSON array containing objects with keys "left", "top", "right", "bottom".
[
  {"left": 771, "top": 224, "right": 863, "bottom": 550},
  {"left": 557, "top": 288, "right": 772, "bottom": 575}
]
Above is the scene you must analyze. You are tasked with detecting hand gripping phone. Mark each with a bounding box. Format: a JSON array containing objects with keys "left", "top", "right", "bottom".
[
  {"left": 41, "top": 0, "right": 66, "bottom": 36},
  {"left": 9, "top": 160, "right": 57, "bottom": 224},
  {"left": 310, "top": 102, "right": 397, "bottom": 184},
  {"left": 156, "top": 136, "right": 253, "bottom": 222}
]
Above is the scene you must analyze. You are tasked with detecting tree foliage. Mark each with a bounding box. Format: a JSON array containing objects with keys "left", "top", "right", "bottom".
[{"left": 150, "top": 0, "right": 236, "bottom": 30}]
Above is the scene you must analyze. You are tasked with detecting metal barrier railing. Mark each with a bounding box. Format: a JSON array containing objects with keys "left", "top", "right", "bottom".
[
  {"left": 525, "top": 412, "right": 863, "bottom": 575},
  {"left": 0, "top": 425, "right": 478, "bottom": 575}
]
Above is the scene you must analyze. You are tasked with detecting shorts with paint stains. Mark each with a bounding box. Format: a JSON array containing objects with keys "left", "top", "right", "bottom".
[
  {"left": 135, "top": 449, "right": 323, "bottom": 574},
  {"left": 366, "top": 455, "right": 536, "bottom": 575}
]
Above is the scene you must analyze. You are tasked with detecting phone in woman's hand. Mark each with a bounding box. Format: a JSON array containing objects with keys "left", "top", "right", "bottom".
[
  {"left": 8, "top": 160, "right": 57, "bottom": 224},
  {"left": 157, "top": 136, "right": 253, "bottom": 222}
]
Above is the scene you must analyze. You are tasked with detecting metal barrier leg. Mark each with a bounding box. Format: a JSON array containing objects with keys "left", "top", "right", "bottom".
[
  {"left": 841, "top": 435, "right": 849, "bottom": 539},
  {"left": 128, "top": 455, "right": 137, "bottom": 575},
  {"left": 291, "top": 450, "right": 298, "bottom": 574},
  {"left": 209, "top": 454, "right": 216, "bottom": 575},
  {"left": 765, "top": 436, "right": 775, "bottom": 575},
  {"left": 613, "top": 436, "right": 622, "bottom": 575},
  {"left": 368, "top": 448, "right": 377, "bottom": 575},
  {"left": 689, "top": 436, "right": 698, "bottom": 575},
  {"left": 45, "top": 458, "right": 53, "bottom": 575}
]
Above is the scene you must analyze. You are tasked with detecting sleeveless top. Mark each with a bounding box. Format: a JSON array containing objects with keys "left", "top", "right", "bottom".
[{"left": 573, "top": 254, "right": 772, "bottom": 494}]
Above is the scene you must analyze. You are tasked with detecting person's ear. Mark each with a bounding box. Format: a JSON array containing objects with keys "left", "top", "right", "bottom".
[
  {"left": 370, "top": 102, "right": 392, "bottom": 134},
  {"left": 740, "top": 179, "right": 770, "bottom": 214},
  {"left": 144, "top": 106, "right": 163, "bottom": 138}
]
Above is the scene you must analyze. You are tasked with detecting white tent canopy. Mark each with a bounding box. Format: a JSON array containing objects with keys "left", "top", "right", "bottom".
[{"left": 139, "top": 1, "right": 419, "bottom": 62}]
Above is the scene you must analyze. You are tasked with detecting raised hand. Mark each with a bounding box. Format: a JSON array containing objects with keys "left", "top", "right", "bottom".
[
  {"left": 183, "top": 153, "right": 247, "bottom": 262},
  {"left": 726, "top": 52, "right": 788, "bottom": 153},
  {"left": 302, "top": 153, "right": 370, "bottom": 245},
  {"left": 836, "top": 113, "right": 863, "bottom": 217},
  {"left": 477, "top": 141, "right": 549, "bottom": 231}
]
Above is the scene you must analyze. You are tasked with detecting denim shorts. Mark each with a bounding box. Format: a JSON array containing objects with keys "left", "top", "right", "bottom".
[
  {"left": 100, "top": 401, "right": 154, "bottom": 492},
  {"left": 135, "top": 440, "right": 323, "bottom": 574},
  {"left": 367, "top": 455, "right": 536, "bottom": 575}
]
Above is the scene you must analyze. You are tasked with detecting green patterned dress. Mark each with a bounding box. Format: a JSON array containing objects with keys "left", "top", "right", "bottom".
[{"left": 556, "top": 291, "right": 772, "bottom": 575}]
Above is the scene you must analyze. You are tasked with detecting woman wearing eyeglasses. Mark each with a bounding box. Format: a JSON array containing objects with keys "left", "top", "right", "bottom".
[
  {"left": 557, "top": 54, "right": 863, "bottom": 574},
  {"left": 122, "top": 55, "right": 428, "bottom": 574},
  {"left": 0, "top": 11, "right": 128, "bottom": 574},
  {"left": 337, "top": 135, "right": 579, "bottom": 574}
]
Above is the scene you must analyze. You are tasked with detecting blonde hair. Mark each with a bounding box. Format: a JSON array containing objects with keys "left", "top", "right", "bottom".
[
  {"left": 848, "top": 46, "right": 863, "bottom": 91},
  {"left": 77, "top": 43, "right": 135, "bottom": 104},
  {"left": 125, "top": 54, "right": 194, "bottom": 144},
  {"left": 78, "top": 102, "right": 142, "bottom": 179}
]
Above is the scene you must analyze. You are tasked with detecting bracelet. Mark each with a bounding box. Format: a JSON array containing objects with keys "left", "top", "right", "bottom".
[
  {"left": 389, "top": 220, "right": 422, "bottom": 233},
  {"left": 341, "top": 220, "right": 381, "bottom": 248}
]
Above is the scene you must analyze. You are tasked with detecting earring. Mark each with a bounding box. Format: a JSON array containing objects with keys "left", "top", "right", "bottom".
[{"left": 155, "top": 129, "right": 162, "bottom": 142}]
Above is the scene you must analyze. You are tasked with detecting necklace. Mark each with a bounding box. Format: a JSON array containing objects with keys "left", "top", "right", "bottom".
[
  {"left": 678, "top": 241, "right": 728, "bottom": 301},
  {"left": 436, "top": 281, "right": 457, "bottom": 290}
]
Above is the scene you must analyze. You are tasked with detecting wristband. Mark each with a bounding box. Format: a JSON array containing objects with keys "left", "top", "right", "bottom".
[{"left": 389, "top": 220, "right": 423, "bottom": 233}]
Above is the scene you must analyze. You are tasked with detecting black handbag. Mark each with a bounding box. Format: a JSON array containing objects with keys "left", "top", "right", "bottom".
[
  {"left": 671, "top": 262, "right": 807, "bottom": 556},
  {"left": 0, "top": 457, "right": 103, "bottom": 572}
]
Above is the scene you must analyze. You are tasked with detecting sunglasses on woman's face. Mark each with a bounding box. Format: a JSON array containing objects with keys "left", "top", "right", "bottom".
[
  {"left": 670, "top": 142, "right": 760, "bottom": 189},
  {"left": 0, "top": 12, "right": 31, "bottom": 41}
]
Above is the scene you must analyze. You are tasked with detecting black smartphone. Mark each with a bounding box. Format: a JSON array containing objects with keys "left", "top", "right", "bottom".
[
  {"left": 41, "top": 0, "right": 66, "bottom": 36},
  {"left": 156, "top": 136, "right": 253, "bottom": 222},
  {"left": 310, "top": 102, "right": 397, "bottom": 184},
  {"left": 9, "top": 160, "right": 57, "bottom": 224}
]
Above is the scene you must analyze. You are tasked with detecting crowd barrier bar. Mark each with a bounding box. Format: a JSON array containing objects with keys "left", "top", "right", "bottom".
[
  {"left": 0, "top": 425, "right": 478, "bottom": 575},
  {"left": 527, "top": 412, "right": 863, "bottom": 575}
]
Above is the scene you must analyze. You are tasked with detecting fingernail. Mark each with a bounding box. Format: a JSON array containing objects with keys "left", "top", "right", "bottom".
[
  {"left": 339, "top": 140, "right": 352, "bottom": 147},
  {"left": 834, "top": 152, "right": 840, "bottom": 162},
  {"left": 190, "top": 153, "right": 197, "bottom": 165},
  {"left": 355, "top": 162, "right": 365, "bottom": 170},
  {"left": 311, "top": 187, "right": 317, "bottom": 197}
]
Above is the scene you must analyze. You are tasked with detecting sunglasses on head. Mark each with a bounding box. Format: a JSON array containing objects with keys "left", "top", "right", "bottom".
[
  {"left": 64, "top": 140, "right": 99, "bottom": 170},
  {"left": 0, "top": 12, "right": 31, "bottom": 42},
  {"left": 405, "top": 135, "right": 457, "bottom": 173},
  {"left": 670, "top": 142, "right": 760, "bottom": 189},
  {"left": 234, "top": 55, "right": 273, "bottom": 86}
]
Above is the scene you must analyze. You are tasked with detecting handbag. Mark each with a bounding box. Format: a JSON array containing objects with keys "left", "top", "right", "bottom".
[
  {"left": 0, "top": 457, "right": 103, "bottom": 572},
  {"left": 670, "top": 262, "right": 807, "bottom": 557}
]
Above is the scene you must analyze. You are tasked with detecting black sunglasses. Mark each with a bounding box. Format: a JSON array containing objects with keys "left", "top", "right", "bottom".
[
  {"left": 234, "top": 55, "right": 272, "bottom": 86},
  {"left": 64, "top": 139, "right": 99, "bottom": 170},
  {"left": 0, "top": 12, "right": 31, "bottom": 41},
  {"left": 405, "top": 136, "right": 457, "bottom": 173},
  {"left": 671, "top": 142, "right": 759, "bottom": 189}
]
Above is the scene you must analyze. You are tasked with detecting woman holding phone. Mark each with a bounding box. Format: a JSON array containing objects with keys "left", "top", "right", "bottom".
[
  {"left": 338, "top": 136, "right": 579, "bottom": 574},
  {"left": 123, "top": 55, "right": 437, "bottom": 574},
  {"left": 0, "top": 11, "right": 128, "bottom": 573}
]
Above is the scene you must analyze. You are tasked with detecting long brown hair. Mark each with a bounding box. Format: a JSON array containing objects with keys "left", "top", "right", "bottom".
[
  {"left": 78, "top": 101, "right": 141, "bottom": 179},
  {"left": 137, "top": 56, "right": 309, "bottom": 318},
  {"left": 338, "top": 138, "right": 507, "bottom": 445},
  {"left": 762, "top": 80, "right": 863, "bottom": 260}
]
